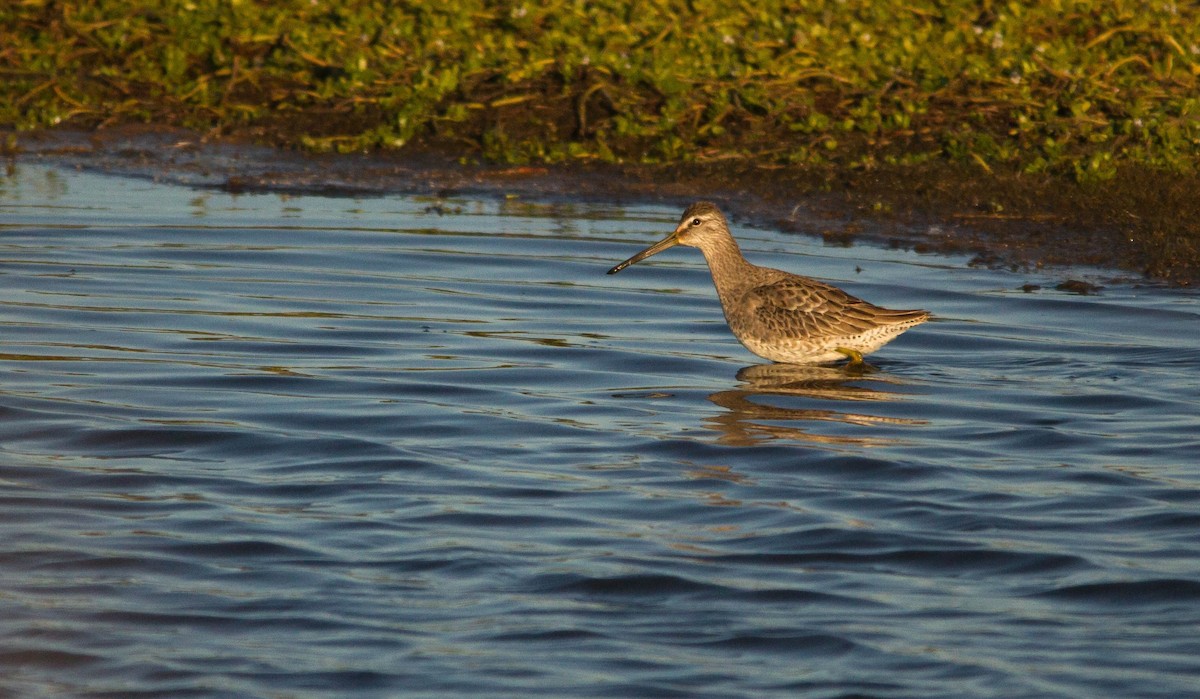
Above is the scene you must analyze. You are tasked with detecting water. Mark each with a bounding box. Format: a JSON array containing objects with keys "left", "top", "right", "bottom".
[{"left": 2, "top": 163, "right": 1198, "bottom": 698}]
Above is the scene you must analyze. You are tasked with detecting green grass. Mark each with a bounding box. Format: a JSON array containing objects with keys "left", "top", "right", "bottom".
[
  {"left": 3, "top": 0, "right": 1199, "bottom": 177},
  {"left": 4, "top": 1, "right": 1200, "bottom": 281}
]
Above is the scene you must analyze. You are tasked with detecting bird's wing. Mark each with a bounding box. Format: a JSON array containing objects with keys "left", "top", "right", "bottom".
[{"left": 742, "top": 276, "right": 884, "bottom": 339}]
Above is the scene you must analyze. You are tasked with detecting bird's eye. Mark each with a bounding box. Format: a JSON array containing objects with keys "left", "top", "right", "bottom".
[{"left": 691, "top": 217, "right": 702, "bottom": 226}]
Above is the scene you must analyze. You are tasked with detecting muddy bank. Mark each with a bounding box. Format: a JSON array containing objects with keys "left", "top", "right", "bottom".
[{"left": 7, "top": 125, "right": 1197, "bottom": 286}]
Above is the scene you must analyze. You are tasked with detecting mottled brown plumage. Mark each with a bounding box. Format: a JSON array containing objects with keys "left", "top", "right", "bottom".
[{"left": 607, "top": 201, "right": 929, "bottom": 364}]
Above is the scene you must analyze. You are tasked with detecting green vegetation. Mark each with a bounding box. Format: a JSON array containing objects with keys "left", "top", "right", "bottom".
[
  {"left": 3, "top": 0, "right": 1198, "bottom": 175},
  {"left": 2, "top": 0, "right": 1199, "bottom": 281}
]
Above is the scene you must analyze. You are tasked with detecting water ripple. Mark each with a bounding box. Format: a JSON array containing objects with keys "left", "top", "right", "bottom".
[{"left": 2, "top": 164, "right": 1199, "bottom": 697}]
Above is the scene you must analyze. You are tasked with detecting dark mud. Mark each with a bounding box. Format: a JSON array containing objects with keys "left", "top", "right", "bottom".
[{"left": 7, "top": 125, "right": 1197, "bottom": 285}]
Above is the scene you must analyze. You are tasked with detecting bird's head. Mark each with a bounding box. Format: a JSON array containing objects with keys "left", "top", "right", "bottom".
[{"left": 607, "top": 201, "right": 728, "bottom": 274}]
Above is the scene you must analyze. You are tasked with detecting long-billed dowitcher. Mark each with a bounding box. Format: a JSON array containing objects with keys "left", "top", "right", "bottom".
[{"left": 607, "top": 201, "right": 929, "bottom": 364}]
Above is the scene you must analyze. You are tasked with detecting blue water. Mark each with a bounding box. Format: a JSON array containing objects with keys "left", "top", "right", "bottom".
[{"left": 1, "top": 164, "right": 1198, "bottom": 698}]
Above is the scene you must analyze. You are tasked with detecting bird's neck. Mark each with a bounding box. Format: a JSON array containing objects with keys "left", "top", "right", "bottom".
[{"left": 697, "top": 233, "right": 753, "bottom": 297}]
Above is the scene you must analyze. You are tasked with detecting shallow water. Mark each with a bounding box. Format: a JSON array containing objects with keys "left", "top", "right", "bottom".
[{"left": 2, "top": 163, "right": 1198, "bottom": 698}]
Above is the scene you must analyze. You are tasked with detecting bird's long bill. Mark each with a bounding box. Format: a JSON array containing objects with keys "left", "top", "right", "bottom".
[{"left": 606, "top": 234, "right": 680, "bottom": 274}]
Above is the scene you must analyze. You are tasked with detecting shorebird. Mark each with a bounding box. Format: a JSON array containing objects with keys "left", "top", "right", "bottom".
[{"left": 607, "top": 201, "right": 929, "bottom": 364}]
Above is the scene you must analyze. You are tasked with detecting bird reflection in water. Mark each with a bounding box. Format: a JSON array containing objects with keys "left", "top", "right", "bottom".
[{"left": 704, "top": 363, "right": 927, "bottom": 447}]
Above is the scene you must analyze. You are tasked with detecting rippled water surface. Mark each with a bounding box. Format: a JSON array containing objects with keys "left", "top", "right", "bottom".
[{"left": 2, "top": 164, "right": 1199, "bottom": 698}]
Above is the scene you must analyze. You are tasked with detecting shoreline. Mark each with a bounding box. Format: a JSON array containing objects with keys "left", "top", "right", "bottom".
[{"left": 6, "top": 125, "right": 1196, "bottom": 287}]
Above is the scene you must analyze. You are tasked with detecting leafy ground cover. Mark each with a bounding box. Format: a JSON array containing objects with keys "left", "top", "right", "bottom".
[{"left": 3, "top": 0, "right": 1198, "bottom": 280}]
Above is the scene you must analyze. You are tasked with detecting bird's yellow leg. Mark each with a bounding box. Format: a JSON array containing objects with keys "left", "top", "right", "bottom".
[{"left": 835, "top": 347, "right": 865, "bottom": 365}]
